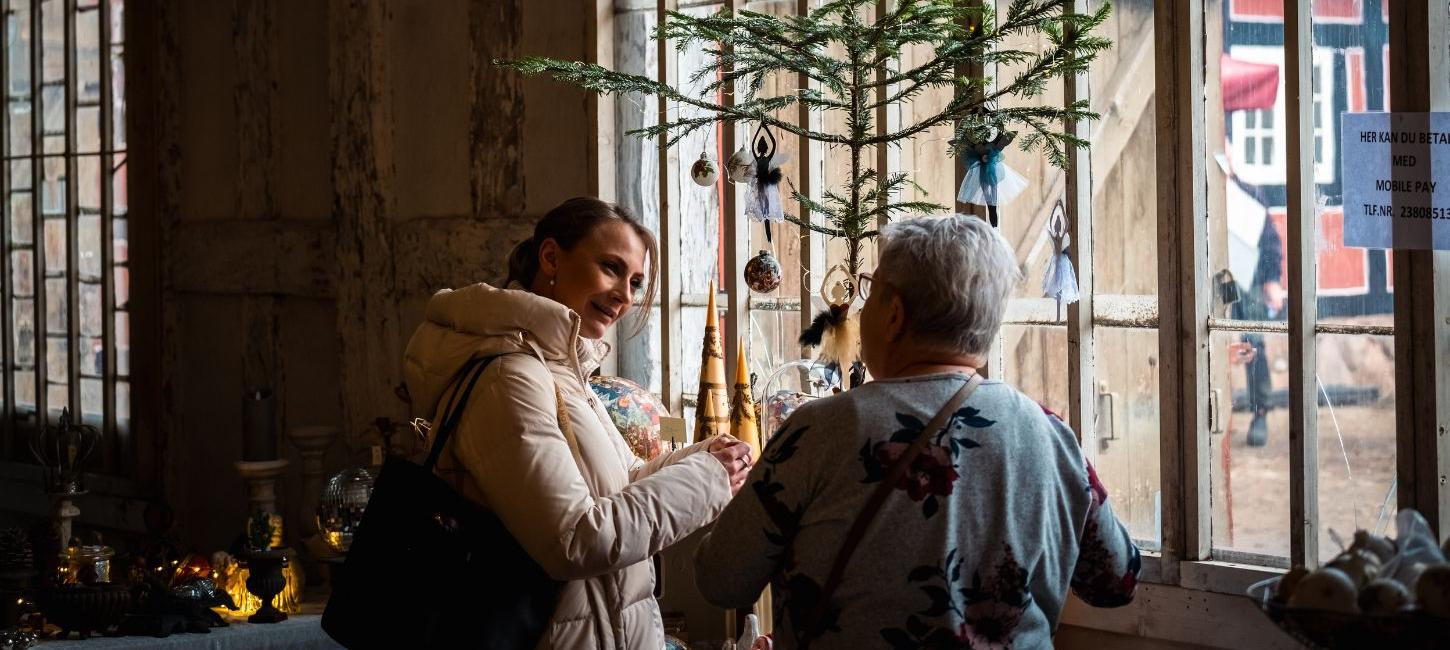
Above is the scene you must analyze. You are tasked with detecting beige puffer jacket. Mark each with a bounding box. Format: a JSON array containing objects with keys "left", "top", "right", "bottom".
[{"left": 403, "top": 283, "right": 732, "bottom": 650}]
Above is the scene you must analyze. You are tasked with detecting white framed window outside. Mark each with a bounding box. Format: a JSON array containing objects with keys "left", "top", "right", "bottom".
[{"left": 1229, "top": 45, "right": 1336, "bottom": 185}]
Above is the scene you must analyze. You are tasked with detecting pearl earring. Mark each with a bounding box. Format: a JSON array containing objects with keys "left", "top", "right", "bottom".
[{"left": 550, "top": 277, "right": 556, "bottom": 287}]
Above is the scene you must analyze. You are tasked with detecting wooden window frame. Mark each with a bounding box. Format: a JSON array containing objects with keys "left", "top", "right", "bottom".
[{"left": 607, "top": 0, "right": 1450, "bottom": 644}]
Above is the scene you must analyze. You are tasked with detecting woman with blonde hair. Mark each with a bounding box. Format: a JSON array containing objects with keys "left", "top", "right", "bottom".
[{"left": 403, "top": 197, "right": 752, "bottom": 648}]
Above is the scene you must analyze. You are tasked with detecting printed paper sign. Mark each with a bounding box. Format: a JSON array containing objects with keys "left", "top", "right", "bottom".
[{"left": 1342, "top": 112, "right": 1450, "bottom": 249}]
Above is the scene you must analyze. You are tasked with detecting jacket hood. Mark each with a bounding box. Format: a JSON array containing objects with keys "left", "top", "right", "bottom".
[{"left": 402, "top": 282, "right": 608, "bottom": 419}]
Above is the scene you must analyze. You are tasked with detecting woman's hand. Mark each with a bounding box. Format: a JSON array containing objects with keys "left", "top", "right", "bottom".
[{"left": 709, "top": 437, "right": 753, "bottom": 495}]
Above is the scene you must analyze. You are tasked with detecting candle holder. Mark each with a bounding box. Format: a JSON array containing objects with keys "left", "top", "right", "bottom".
[
  {"left": 30, "top": 409, "right": 99, "bottom": 548},
  {"left": 241, "top": 549, "right": 288, "bottom": 624},
  {"left": 234, "top": 459, "right": 289, "bottom": 550},
  {"left": 286, "top": 426, "right": 338, "bottom": 539}
]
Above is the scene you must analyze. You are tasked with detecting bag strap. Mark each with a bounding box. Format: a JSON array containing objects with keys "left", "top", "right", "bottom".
[
  {"left": 423, "top": 356, "right": 491, "bottom": 471},
  {"left": 799, "top": 372, "right": 983, "bottom": 648}
]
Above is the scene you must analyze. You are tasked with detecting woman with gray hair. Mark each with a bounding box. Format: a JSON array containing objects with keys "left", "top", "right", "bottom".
[{"left": 695, "top": 214, "right": 1140, "bottom": 649}]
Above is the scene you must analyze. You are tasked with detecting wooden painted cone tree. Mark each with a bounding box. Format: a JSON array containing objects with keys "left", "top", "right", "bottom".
[
  {"left": 693, "top": 282, "right": 730, "bottom": 442},
  {"left": 730, "top": 337, "right": 761, "bottom": 459}
]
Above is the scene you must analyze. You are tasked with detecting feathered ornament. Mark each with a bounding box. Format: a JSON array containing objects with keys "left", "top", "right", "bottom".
[
  {"left": 1041, "top": 202, "right": 1080, "bottom": 320},
  {"left": 744, "top": 123, "right": 789, "bottom": 243},
  {"left": 957, "top": 130, "right": 1029, "bottom": 227},
  {"left": 798, "top": 265, "right": 864, "bottom": 389}
]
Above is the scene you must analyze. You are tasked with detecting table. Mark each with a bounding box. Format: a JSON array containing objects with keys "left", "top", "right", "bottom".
[{"left": 39, "top": 615, "right": 340, "bottom": 649}]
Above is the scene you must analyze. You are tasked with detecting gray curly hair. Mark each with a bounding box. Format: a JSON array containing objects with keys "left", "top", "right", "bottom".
[{"left": 873, "top": 214, "right": 1022, "bottom": 357}]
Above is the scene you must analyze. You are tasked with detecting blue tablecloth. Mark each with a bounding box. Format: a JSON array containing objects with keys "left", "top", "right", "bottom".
[{"left": 39, "top": 615, "right": 340, "bottom": 649}]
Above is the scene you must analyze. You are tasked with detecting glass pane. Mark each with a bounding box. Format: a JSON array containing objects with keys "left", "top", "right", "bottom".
[
  {"left": 10, "top": 192, "right": 33, "bottom": 244},
  {"left": 78, "top": 154, "right": 100, "bottom": 212},
  {"left": 1210, "top": 330, "right": 1290, "bottom": 561},
  {"left": 41, "top": 83, "right": 63, "bottom": 153},
  {"left": 10, "top": 249, "right": 33, "bottom": 296},
  {"left": 896, "top": 35, "right": 954, "bottom": 213},
  {"left": 78, "top": 333, "right": 101, "bottom": 375},
  {"left": 1092, "top": 327, "right": 1162, "bottom": 550},
  {"left": 111, "top": 0, "right": 123, "bottom": 44},
  {"left": 76, "top": 104, "right": 100, "bottom": 153},
  {"left": 46, "top": 381, "right": 67, "bottom": 417},
  {"left": 78, "top": 214, "right": 99, "bottom": 279},
  {"left": 114, "top": 309, "right": 128, "bottom": 376},
  {"left": 1315, "top": 333, "right": 1396, "bottom": 558},
  {"left": 10, "top": 159, "right": 32, "bottom": 191},
  {"left": 9, "top": 101, "right": 32, "bottom": 156},
  {"left": 7, "top": 3, "right": 31, "bottom": 96},
  {"left": 110, "top": 44, "right": 124, "bottom": 150},
  {"left": 112, "top": 158, "right": 126, "bottom": 215},
  {"left": 999, "top": 18, "right": 1068, "bottom": 301},
  {"left": 112, "top": 263, "right": 127, "bottom": 309},
  {"left": 78, "top": 281, "right": 100, "bottom": 337},
  {"left": 13, "top": 298, "right": 34, "bottom": 366},
  {"left": 1000, "top": 325, "right": 1070, "bottom": 422},
  {"left": 81, "top": 377, "right": 102, "bottom": 422},
  {"left": 1089, "top": 0, "right": 1158, "bottom": 298},
  {"left": 45, "top": 334, "right": 65, "bottom": 379},
  {"left": 15, "top": 371, "right": 35, "bottom": 410},
  {"left": 76, "top": 3, "right": 100, "bottom": 104},
  {"left": 1212, "top": 18, "right": 1288, "bottom": 326},
  {"left": 44, "top": 277, "right": 66, "bottom": 333},
  {"left": 42, "top": 156, "right": 65, "bottom": 217},
  {"left": 115, "top": 379, "right": 129, "bottom": 429},
  {"left": 41, "top": 0, "right": 63, "bottom": 82},
  {"left": 43, "top": 218, "right": 65, "bottom": 274}
]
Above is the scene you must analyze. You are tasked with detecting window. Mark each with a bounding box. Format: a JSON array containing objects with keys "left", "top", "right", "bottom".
[
  {"left": 607, "top": 4, "right": 1441, "bottom": 638},
  {"left": 1228, "top": 46, "right": 1335, "bottom": 185},
  {"left": 3, "top": 0, "right": 129, "bottom": 475}
]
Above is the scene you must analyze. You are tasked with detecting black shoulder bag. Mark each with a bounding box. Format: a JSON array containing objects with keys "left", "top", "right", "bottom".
[{"left": 322, "top": 356, "right": 562, "bottom": 648}]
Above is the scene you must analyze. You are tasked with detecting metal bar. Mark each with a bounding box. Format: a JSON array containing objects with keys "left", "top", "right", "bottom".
[
  {"left": 99, "top": 0, "right": 118, "bottom": 471},
  {"left": 1, "top": 0, "right": 14, "bottom": 460},
  {"left": 1154, "top": 0, "right": 1209, "bottom": 581},
  {"left": 657, "top": 0, "right": 683, "bottom": 418},
  {"left": 1389, "top": 0, "right": 1450, "bottom": 534},
  {"left": 1207, "top": 317, "right": 1394, "bottom": 337},
  {"left": 1284, "top": 0, "right": 1319, "bottom": 570},
  {"left": 1064, "top": 0, "right": 1094, "bottom": 457},
  {"left": 30, "top": 0, "right": 45, "bottom": 426}
]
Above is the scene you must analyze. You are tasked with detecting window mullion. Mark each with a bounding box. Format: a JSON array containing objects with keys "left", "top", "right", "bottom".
[
  {"left": 1065, "top": 0, "right": 1095, "bottom": 458},
  {"left": 1284, "top": 0, "right": 1320, "bottom": 571},
  {"left": 968, "top": 1, "right": 1006, "bottom": 380},
  {"left": 796, "top": 0, "right": 815, "bottom": 361},
  {"left": 721, "top": 0, "right": 748, "bottom": 401},
  {"left": 656, "top": 0, "right": 682, "bottom": 418},
  {"left": 1, "top": 0, "right": 13, "bottom": 461},
  {"left": 99, "top": 0, "right": 117, "bottom": 468},
  {"left": 1388, "top": 0, "right": 1450, "bottom": 534},
  {"left": 1154, "top": 0, "right": 1210, "bottom": 582},
  {"left": 29, "top": 0, "right": 45, "bottom": 427}
]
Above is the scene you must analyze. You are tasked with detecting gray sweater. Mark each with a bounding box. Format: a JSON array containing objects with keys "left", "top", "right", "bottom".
[{"left": 695, "top": 372, "right": 1140, "bottom": 649}]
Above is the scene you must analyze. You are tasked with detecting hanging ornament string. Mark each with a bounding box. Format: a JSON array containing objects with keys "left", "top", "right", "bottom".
[
  {"left": 1041, "top": 201, "right": 1080, "bottom": 321},
  {"left": 957, "top": 130, "right": 1029, "bottom": 228}
]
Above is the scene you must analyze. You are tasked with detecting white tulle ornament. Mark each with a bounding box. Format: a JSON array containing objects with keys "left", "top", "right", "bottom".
[
  {"left": 957, "top": 132, "right": 1029, "bottom": 227},
  {"left": 1041, "top": 202, "right": 1080, "bottom": 319},
  {"left": 744, "top": 123, "right": 788, "bottom": 223}
]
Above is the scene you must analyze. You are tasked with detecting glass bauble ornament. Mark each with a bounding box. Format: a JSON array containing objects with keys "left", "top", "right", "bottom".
[
  {"left": 588, "top": 376, "right": 667, "bottom": 460},
  {"left": 690, "top": 152, "right": 718, "bottom": 187},
  {"left": 316, "top": 466, "right": 375, "bottom": 554},
  {"left": 744, "top": 250, "right": 783, "bottom": 293},
  {"left": 726, "top": 147, "right": 753, "bottom": 183}
]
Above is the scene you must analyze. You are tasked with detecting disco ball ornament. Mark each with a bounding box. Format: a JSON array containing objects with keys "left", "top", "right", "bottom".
[
  {"left": 316, "top": 466, "right": 375, "bottom": 554},
  {"left": 690, "top": 152, "right": 718, "bottom": 187},
  {"left": 744, "top": 250, "right": 783, "bottom": 293},
  {"left": 588, "top": 376, "right": 667, "bottom": 461}
]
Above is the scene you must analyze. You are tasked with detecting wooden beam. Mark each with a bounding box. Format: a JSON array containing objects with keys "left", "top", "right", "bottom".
[
  {"left": 1284, "top": 0, "right": 1320, "bottom": 570},
  {"left": 1154, "top": 0, "right": 1210, "bottom": 581},
  {"left": 329, "top": 0, "right": 406, "bottom": 435},
  {"left": 722, "top": 0, "right": 748, "bottom": 406},
  {"left": 1065, "top": 0, "right": 1096, "bottom": 458},
  {"left": 797, "top": 0, "right": 816, "bottom": 362},
  {"left": 659, "top": 0, "right": 683, "bottom": 418},
  {"left": 169, "top": 220, "right": 333, "bottom": 298},
  {"left": 468, "top": 0, "right": 526, "bottom": 220},
  {"left": 1390, "top": 0, "right": 1450, "bottom": 536}
]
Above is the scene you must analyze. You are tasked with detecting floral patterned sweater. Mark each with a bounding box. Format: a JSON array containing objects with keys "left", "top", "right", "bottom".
[{"left": 694, "top": 372, "right": 1140, "bottom": 649}]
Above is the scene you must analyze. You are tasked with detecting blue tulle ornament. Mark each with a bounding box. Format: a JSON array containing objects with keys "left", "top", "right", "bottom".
[{"left": 957, "top": 131, "right": 1029, "bottom": 227}]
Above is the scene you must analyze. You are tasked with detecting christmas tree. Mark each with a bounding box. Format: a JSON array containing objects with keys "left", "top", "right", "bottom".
[{"left": 501, "top": 0, "right": 1111, "bottom": 278}]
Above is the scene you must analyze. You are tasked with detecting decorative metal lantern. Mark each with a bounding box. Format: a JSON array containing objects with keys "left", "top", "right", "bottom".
[{"left": 30, "top": 408, "right": 98, "bottom": 496}]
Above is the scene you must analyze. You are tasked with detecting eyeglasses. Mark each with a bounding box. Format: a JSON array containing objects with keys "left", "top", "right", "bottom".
[{"left": 857, "top": 272, "right": 875, "bottom": 300}]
